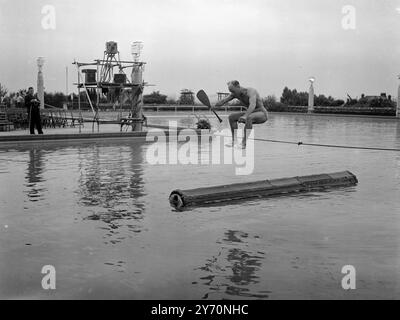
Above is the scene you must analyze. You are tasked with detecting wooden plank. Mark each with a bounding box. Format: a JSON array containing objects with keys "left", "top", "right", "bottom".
[{"left": 169, "top": 171, "right": 358, "bottom": 209}]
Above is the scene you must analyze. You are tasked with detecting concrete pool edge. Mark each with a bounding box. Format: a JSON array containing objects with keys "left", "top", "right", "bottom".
[{"left": 0, "top": 126, "right": 206, "bottom": 145}]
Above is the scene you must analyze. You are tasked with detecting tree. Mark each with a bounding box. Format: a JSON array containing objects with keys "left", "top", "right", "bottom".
[
  {"left": 281, "top": 87, "right": 344, "bottom": 107},
  {"left": 44, "top": 92, "right": 67, "bottom": 108},
  {"left": 263, "top": 95, "right": 287, "bottom": 111},
  {"left": 263, "top": 95, "right": 277, "bottom": 108},
  {"left": 280, "top": 87, "right": 308, "bottom": 106},
  {"left": 143, "top": 91, "right": 167, "bottom": 104},
  {"left": 0, "top": 83, "right": 8, "bottom": 102}
]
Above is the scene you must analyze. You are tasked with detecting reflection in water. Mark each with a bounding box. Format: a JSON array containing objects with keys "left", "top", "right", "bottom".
[
  {"left": 305, "top": 117, "right": 315, "bottom": 140},
  {"left": 196, "top": 230, "right": 269, "bottom": 299},
  {"left": 25, "top": 149, "right": 46, "bottom": 202},
  {"left": 0, "top": 153, "right": 8, "bottom": 174},
  {"left": 76, "top": 143, "right": 146, "bottom": 244}
]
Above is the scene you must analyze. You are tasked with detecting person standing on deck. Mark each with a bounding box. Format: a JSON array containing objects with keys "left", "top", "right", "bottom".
[
  {"left": 213, "top": 80, "right": 268, "bottom": 148},
  {"left": 25, "top": 87, "right": 43, "bottom": 135},
  {"left": 16, "top": 92, "right": 25, "bottom": 109}
]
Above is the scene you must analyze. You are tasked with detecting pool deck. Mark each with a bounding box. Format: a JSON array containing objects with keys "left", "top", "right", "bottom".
[
  {"left": 0, "top": 131, "right": 148, "bottom": 143},
  {"left": 0, "top": 124, "right": 202, "bottom": 144}
]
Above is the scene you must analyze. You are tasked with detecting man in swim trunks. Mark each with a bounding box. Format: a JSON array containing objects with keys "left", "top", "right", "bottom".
[{"left": 214, "top": 80, "right": 268, "bottom": 148}]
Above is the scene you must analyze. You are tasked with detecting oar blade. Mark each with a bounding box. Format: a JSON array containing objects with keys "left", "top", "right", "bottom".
[
  {"left": 197, "top": 89, "right": 223, "bottom": 123},
  {"left": 196, "top": 90, "right": 212, "bottom": 109}
]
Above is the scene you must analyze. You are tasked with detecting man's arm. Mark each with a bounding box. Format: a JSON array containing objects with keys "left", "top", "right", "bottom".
[
  {"left": 215, "top": 94, "right": 234, "bottom": 107},
  {"left": 33, "top": 94, "right": 40, "bottom": 105},
  {"left": 25, "top": 96, "right": 31, "bottom": 114}
]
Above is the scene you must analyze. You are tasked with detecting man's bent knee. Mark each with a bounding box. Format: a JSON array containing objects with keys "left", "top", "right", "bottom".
[
  {"left": 248, "top": 112, "right": 268, "bottom": 124},
  {"left": 229, "top": 112, "right": 244, "bottom": 122}
]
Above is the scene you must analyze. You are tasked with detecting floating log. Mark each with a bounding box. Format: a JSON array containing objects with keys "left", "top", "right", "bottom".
[{"left": 169, "top": 171, "right": 358, "bottom": 209}]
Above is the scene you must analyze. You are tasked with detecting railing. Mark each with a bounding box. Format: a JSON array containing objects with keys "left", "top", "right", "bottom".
[
  {"left": 141, "top": 105, "right": 245, "bottom": 112},
  {"left": 66, "top": 102, "right": 245, "bottom": 112}
]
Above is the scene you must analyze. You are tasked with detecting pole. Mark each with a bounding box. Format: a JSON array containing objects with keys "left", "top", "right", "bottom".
[
  {"left": 63, "top": 66, "right": 69, "bottom": 111},
  {"left": 308, "top": 78, "right": 315, "bottom": 113},
  {"left": 37, "top": 57, "right": 45, "bottom": 110},
  {"left": 66, "top": 66, "right": 68, "bottom": 96},
  {"left": 397, "top": 75, "right": 400, "bottom": 118},
  {"left": 77, "top": 66, "right": 81, "bottom": 134}
]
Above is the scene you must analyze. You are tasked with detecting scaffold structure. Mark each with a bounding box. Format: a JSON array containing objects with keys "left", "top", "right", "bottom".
[{"left": 73, "top": 41, "right": 146, "bottom": 132}]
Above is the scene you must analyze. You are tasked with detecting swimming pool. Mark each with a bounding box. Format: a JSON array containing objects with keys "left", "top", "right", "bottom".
[{"left": 0, "top": 113, "right": 399, "bottom": 299}]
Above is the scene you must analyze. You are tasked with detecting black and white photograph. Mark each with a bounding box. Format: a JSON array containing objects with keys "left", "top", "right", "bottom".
[{"left": 0, "top": 0, "right": 399, "bottom": 307}]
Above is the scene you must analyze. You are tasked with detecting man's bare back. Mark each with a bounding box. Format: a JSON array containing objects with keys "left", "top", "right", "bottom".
[{"left": 229, "top": 87, "right": 267, "bottom": 115}]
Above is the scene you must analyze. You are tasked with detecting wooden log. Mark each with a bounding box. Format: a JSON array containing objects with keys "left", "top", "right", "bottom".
[{"left": 169, "top": 171, "right": 358, "bottom": 209}]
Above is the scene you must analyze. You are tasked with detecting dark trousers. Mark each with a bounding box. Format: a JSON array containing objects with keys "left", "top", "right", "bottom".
[{"left": 29, "top": 112, "right": 43, "bottom": 134}]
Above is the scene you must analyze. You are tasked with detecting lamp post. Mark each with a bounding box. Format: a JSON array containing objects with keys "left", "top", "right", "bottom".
[
  {"left": 131, "top": 41, "right": 144, "bottom": 85},
  {"left": 130, "top": 42, "right": 144, "bottom": 132},
  {"left": 131, "top": 41, "right": 143, "bottom": 62},
  {"left": 37, "top": 57, "right": 45, "bottom": 110},
  {"left": 308, "top": 77, "right": 315, "bottom": 113},
  {"left": 397, "top": 74, "right": 400, "bottom": 118},
  {"left": 63, "top": 66, "right": 69, "bottom": 110}
]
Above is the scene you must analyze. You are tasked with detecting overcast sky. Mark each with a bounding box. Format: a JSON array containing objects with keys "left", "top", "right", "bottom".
[{"left": 0, "top": 0, "right": 399, "bottom": 100}]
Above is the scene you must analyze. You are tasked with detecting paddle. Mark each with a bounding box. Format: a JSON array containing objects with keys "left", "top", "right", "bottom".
[{"left": 196, "top": 90, "right": 223, "bottom": 123}]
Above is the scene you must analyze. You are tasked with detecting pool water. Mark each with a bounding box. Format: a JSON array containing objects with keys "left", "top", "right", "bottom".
[{"left": 0, "top": 113, "right": 399, "bottom": 299}]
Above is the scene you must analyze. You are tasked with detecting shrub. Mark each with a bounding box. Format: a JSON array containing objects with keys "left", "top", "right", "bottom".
[
  {"left": 44, "top": 92, "right": 67, "bottom": 108},
  {"left": 143, "top": 91, "right": 167, "bottom": 104},
  {"left": 196, "top": 119, "right": 211, "bottom": 130}
]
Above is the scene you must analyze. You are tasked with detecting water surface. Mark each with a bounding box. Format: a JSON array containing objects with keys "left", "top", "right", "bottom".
[{"left": 0, "top": 113, "right": 399, "bottom": 299}]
